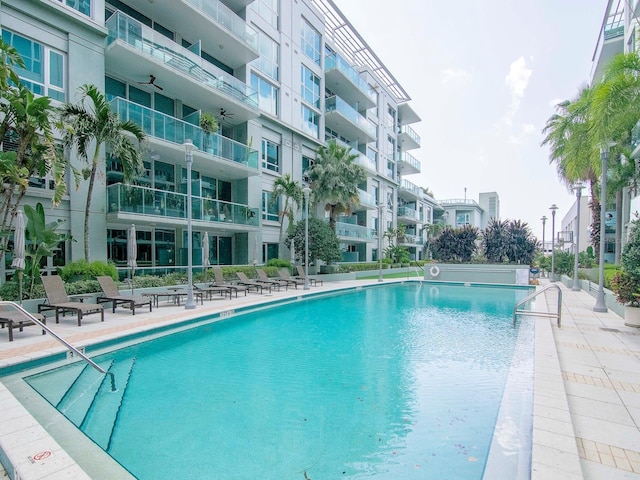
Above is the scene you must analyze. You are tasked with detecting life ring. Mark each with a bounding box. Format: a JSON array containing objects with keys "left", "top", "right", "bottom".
[{"left": 429, "top": 265, "right": 440, "bottom": 278}]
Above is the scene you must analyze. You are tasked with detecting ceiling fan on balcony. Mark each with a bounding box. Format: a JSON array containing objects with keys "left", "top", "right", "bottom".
[
  {"left": 219, "top": 108, "right": 234, "bottom": 120},
  {"left": 136, "top": 75, "right": 164, "bottom": 91}
]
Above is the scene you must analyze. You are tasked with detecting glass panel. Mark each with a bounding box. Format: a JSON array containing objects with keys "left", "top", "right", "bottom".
[{"left": 49, "top": 51, "right": 63, "bottom": 88}]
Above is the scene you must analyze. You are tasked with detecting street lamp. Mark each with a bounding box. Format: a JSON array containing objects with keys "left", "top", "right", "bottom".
[
  {"left": 378, "top": 202, "right": 384, "bottom": 282},
  {"left": 303, "top": 186, "right": 311, "bottom": 290},
  {"left": 572, "top": 182, "right": 585, "bottom": 291},
  {"left": 594, "top": 145, "right": 610, "bottom": 312},
  {"left": 184, "top": 140, "right": 196, "bottom": 310},
  {"left": 550, "top": 204, "right": 558, "bottom": 282},
  {"left": 541, "top": 216, "right": 547, "bottom": 256}
]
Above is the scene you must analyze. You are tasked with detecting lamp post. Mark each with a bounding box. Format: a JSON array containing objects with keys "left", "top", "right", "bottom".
[
  {"left": 184, "top": 140, "right": 196, "bottom": 310},
  {"left": 303, "top": 186, "right": 311, "bottom": 290},
  {"left": 541, "top": 216, "right": 547, "bottom": 255},
  {"left": 572, "top": 182, "right": 585, "bottom": 291},
  {"left": 378, "top": 202, "right": 384, "bottom": 282},
  {"left": 550, "top": 204, "right": 558, "bottom": 282},
  {"left": 594, "top": 145, "right": 610, "bottom": 312}
]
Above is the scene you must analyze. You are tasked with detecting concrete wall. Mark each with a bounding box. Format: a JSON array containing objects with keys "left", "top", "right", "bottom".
[{"left": 424, "top": 264, "right": 531, "bottom": 285}]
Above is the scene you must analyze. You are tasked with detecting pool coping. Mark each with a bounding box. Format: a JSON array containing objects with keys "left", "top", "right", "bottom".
[{"left": 0, "top": 280, "right": 579, "bottom": 479}]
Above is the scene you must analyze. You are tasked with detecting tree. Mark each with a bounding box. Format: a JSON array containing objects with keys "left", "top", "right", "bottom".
[
  {"left": 431, "top": 225, "right": 478, "bottom": 263},
  {"left": 286, "top": 218, "right": 341, "bottom": 266},
  {"left": 482, "top": 219, "right": 510, "bottom": 263},
  {"left": 383, "top": 225, "right": 410, "bottom": 264},
  {"left": 0, "top": 39, "right": 69, "bottom": 255},
  {"left": 505, "top": 220, "right": 538, "bottom": 265},
  {"left": 422, "top": 222, "right": 444, "bottom": 259},
  {"left": 541, "top": 87, "right": 602, "bottom": 254},
  {"left": 271, "top": 173, "right": 303, "bottom": 245},
  {"left": 59, "top": 84, "right": 145, "bottom": 261},
  {"left": 308, "top": 141, "right": 366, "bottom": 232}
]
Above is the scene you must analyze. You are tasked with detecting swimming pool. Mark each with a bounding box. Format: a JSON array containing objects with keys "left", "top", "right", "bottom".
[{"left": 13, "top": 282, "right": 534, "bottom": 479}]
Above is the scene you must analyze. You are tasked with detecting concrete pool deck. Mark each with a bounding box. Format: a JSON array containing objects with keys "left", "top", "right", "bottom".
[{"left": 0, "top": 278, "right": 637, "bottom": 479}]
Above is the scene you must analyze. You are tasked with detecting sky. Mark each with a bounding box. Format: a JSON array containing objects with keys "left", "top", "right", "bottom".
[{"left": 331, "top": 0, "right": 606, "bottom": 240}]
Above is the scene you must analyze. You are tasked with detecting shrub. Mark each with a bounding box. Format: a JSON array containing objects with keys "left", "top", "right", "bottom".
[
  {"left": 610, "top": 216, "right": 640, "bottom": 305},
  {"left": 266, "top": 258, "right": 292, "bottom": 268},
  {"left": 59, "top": 260, "right": 118, "bottom": 281}
]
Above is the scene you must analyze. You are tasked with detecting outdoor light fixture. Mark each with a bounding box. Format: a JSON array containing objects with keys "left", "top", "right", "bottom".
[
  {"left": 303, "top": 186, "right": 311, "bottom": 290},
  {"left": 184, "top": 140, "right": 196, "bottom": 310},
  {"left": 572, "top": 181, "right": 585, "bottom": 291},
  {"left": 550, "top": 204, "right": 558, "bottom": 282}
]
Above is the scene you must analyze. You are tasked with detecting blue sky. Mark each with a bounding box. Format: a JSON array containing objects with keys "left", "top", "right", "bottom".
[{"left": 332, "top": 0, "right": 605, "bottom": 239}]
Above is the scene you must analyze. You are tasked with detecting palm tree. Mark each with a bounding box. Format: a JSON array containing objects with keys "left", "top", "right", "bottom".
[
  {"left": 541, "top": 86, "right": 602, "bottom": 253},
  {"left": 59, "top": 84, "right": 145, "bottom": 261},
  {"left": 308, "top": 141, "right": 366, "bottom": 232},
  {"left": 422, "top": 222, "right": 444, "bottom": 259},
  {"left": 271, "top": 173, "right": 303, "bottom": 244}
]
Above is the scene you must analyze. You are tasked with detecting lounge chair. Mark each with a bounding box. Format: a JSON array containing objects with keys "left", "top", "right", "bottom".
[
  {"left": 255, "top": 268, "right": 288, "bottom": 290},
  {"left": 38, "top": 275, "right": 104, "bottom": 326},
  {"left": 96, "top": 276, "right": 153, "bottom": 315},
  {"left": 277, "top": 268, "right": 304, "bottom": 288},
  {"left": 295, "top": 265, "right": 323, "bottom": 286},
  {"left": 236, "top": 272, "right": 270, "bottom": 294},
  {"left": 212, "top": 266, "right": 248, "bottom": 297},
  {"left": 0, "top": 305, "right": 46, "bottom": 342},
  {"left": 192, "top": 283, "right": 231, "bottom": 301}
]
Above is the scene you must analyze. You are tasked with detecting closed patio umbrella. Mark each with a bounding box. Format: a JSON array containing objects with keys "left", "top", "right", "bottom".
[
  {"left": 11, "top": 210, "right": 25, "bottom": 304},
  {"left": 127, "top": 224, "right": 137, "bottom": 294},
  {"left": 290, "top": 237, "right": 296, "bottom": 273},
  {"left": 202, "top": 232, "right": 210, "bottom": 279}
]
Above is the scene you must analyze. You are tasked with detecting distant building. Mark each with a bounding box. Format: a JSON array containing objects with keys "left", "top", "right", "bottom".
[{"left": 438, "top": 192, "right": 500, "bottom": 230}]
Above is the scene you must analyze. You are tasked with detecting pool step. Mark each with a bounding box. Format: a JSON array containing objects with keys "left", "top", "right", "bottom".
[
  {"left": 25, "top": 362, "right": 86, "bottom": 407},
  {"left": 80, "top": 357, "right": 137, "bottom": 450},
  {"left": 56, "top": 360, "right": 114, "bottom": 427}
]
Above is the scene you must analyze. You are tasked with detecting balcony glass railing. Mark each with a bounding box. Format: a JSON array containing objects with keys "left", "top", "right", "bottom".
[
  {"left": 357, "top": 189, "right": 376, "bottom": 206},
  {"left": 185, "top": 0, "right": 259, "bottom": 51},
  {"left": 109, "top": 98, "right": 258, "bottom": 169},
  {"left": 400, "top": 179, "right": 422, "bottom": 197},
  {"left": 107, "top": 183, "right": 259, "bottom": 226},
  {"left": 106, "top": 11, "right": 258, "bottom": 110},
  {"left": 325, "top": 95, "right": 376, "bottom": 138},
  {"left": 398, "top": 151, "right": 421, "bottom": 171},
  {"left": 397, "top": 206, "right": 419, "bottom": 221},
  {"left": 334, "top": 220, "right": 376, "bottom": 240},
  {"left": 398, "top": 124, "right": 421, "bottom": 146},
  {"left": 325, "top": 53, "right": 376, "bottom": 103}
]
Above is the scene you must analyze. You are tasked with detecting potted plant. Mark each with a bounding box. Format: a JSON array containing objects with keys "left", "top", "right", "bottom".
[
  {"left": 199, "top": 111, "right": 218, "bottom": 153},
  {"left": 611, "top": 216, "right": 640, "bottom": 327}
]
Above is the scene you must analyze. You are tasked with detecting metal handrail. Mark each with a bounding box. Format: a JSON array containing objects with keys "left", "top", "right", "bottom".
[
  {"left": 0, "top": 301, "right": 116, "bottom": 391},
  {"left": 513, "top": 283, "right": 562, "bottom": 328}
]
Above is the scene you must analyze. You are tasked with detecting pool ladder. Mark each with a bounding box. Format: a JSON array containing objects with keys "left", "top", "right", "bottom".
[
  {"left": 513, "top": 283, "right": 562, "bottom": 328},
  {"left": 0, "top": 301, "right": 116, "bottom": 391}
]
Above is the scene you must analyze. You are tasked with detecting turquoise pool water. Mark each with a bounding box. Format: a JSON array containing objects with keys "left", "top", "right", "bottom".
[{"left": 24, "top": 283, "right": 533, "bottom": 479}]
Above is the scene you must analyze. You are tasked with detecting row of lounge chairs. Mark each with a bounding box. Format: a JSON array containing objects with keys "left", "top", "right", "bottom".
[{"left": 1, "top": 266, "right": 323, "bottom": 341}]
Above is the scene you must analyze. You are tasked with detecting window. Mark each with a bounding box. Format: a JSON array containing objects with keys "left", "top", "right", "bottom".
[
  {"left": 251, "top": 0, "right": 279, "bottom": 28},
  {"left": 302, "top": 155, "right": 314, "bottom": 182},
  {"left": 386, "top": 135, "right": 395, "bottom": 159},
  {"left": 301, "top": 19, "right": 321, "bottom": 65},
  {"left": 262, "top": 191, "right": 279, "bottom": 221},
  {"left": 2, "top": 30, "right": 65, "bottom": 101},
  {"left": 261, "top": 138, "right": 280, "bottom": 172},
  {"left": 263, "top": 243, "right": 279, "bottom": 263},
  {"left": 456, "top": 213, "right": 471, "bottom": 226},
  {"left": 387, "top": 105, "right": 396, "bottom": 130},
  {"left": 301, "top": 105, "right": 319, "bottom": 138},
  {"left": 252, "top": 30, "right": 279, "bottom": 80},
  {"left": 251, "top": 73, "right": 278, "bottom": 116},
  {"left": 301, "top": 65, "right": 320, "bottom": 108},
  {"left": 57, "top": 0, "right": 91, "bottom": 16}
]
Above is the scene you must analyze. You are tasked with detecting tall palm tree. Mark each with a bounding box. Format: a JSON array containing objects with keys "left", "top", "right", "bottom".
[
  {"left": 541, "top": 86, "right": 602, "bottom": 253},
  {"left": 271, "top": 173, "right": 303, "bottom": 244},
  {"left": 59, "top": 84, "right": 145, "bottom": 260},
  {"left": 308, "top": 141, "right": 366, "bottom": 232}
]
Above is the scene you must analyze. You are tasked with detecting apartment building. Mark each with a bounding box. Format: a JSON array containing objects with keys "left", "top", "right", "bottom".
[
  {"left": 0, "top": 0, "right": 425, "bottom": 276},
  {"left": 438, "top": 192, "right": 500, "bottom": 230}
]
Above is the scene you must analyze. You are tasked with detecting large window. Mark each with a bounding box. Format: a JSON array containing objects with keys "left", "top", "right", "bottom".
[
  {"left": 262, "top": 191, "right": 279, "bottom": 221},
  {"left": 301, "top": 105, "right": 319, "bottom": 138},
  {"left": 2, "top": 30, "right": 65, "bottom": 101},
  {"left": 57, "top": 0, "right": 91, "bottom": 16},
  {"left": 251, "top": 0, "right": 279, "bottom": 28},
  {"left": 261, "top": 138, "right": 280, "bottom": 172},
  {"left": 301, "top": 65, "right": 320, "bottom": 108},
  {"left": 251, "top": 73, "right": 278, "bottom": 116},
  {"left": 301, "top": 19, "right": 321, "bottom": 65},
  {"left": 302, "top": 155, "right": 314, "bottom": 182},
  {"left": 253, "top": 30, "right": 279, "bottom": 80},
  {"left": 456, "top": 213, "right": 471, "bottom": 227}
]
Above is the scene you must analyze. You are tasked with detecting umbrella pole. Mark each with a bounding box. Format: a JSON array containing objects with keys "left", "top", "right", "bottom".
[
  {"left": 18, "top": 270, "right": 23, "bottom": 305},
  {"left": 130, "top": 268, "right": 134, "bottom": 294}
]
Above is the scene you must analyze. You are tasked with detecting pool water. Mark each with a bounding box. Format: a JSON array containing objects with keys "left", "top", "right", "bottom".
[{"left": 25, "top": 283, "right": 533, "bottom": 479}]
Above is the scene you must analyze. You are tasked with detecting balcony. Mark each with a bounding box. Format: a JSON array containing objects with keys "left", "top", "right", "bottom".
[
  {"left": 105, "top": 11, "right": 259, "bottom": 124},
  {"left": 397, "top": 151, "right": 421, "bottom": 175},
  {"left": 399, "top": 234, "right": 424, "bottom": 246},
  {"left": 354, "top": 153, "right": 377, "bottom": 173},
  {"left": 398, "top": 102, "right": 421, "bottom": 125},
  {"left": 397, "top": 206, "right": 419, "bottom": 223},
  {"left": 399, "top": 179, "right": 423, "bottom": 201},
  {"left": 591, "top": 8, "right": 624, "bottom": 81},
  {"left": 116, "top": 1, "right": 258, "bottom": 68},
  {"left": 325, "top": 53, "right": 376, "bottom": 109},
  {"left": 334, "top": 221, "right": 376, "bottom": 242},
  {"left": 325, "top": 96, "right": 376, "bottom": 143},
  {"left": 398, "top": 124, "right": 421, "bottom": 150},
  {"left": 107, "top": 183, "right": 259, "bottom": 229},
  {"left": 356, "top": 189, "right": 377, "bottom": 209},
  {"left": 110, "top": 98, "right": 259, "bottom": 178}
]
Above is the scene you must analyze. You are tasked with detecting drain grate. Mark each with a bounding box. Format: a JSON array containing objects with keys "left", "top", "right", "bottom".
[{"left": 600, "top": 327, "right": 620, "bottom": 332}]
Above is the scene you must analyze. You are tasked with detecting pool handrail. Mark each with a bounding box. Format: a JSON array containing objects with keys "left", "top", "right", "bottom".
[
  {"left": 513, "top": 283, "right": 562, "bottom": 328},
  {"left": 0, "top": 301, "right": 116, "bottom": 391}
]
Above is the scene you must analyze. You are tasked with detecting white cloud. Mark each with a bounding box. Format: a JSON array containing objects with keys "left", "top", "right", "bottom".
[
  {"left": 495, "top": 57, "right": 533, "bottom": 129},
  {"left": 441, "top": 68, "right": 471, "bottom": 85}
]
